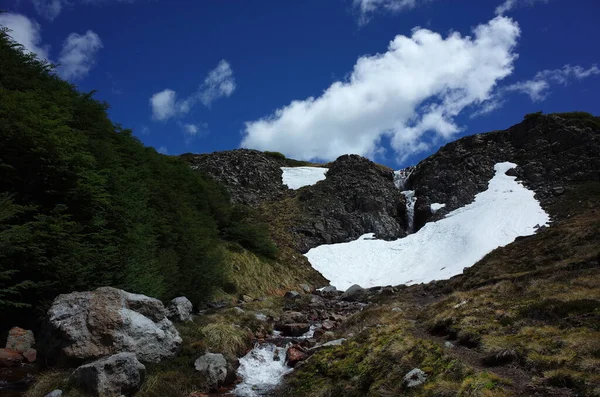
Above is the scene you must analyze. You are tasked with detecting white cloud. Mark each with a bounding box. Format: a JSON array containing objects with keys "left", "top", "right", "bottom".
[
  {"left": 157, "top": 146, "right": 168, "bottom": 154},
  {"left": 241, "top": 16, "right": 521, "bottom": 164},
  {"left": 31, "top": 0, "right": 64, "bottom": 21},
  {"left": 200, "top": 60, "right": 237, "bottom": 107},
  {"left": 57, "top": 31, "right": 103, "bottom": 80},
  {"left": 150, "top": 89, "right": 178, "bottom": 121},
  {"left": 182, "top": 123, "right": 199, "bottom": 135},
  {"left": 353, "top": 0, "right": 434, "bottom": 25},
  {"left": 0, "top": 13, "right": 102, "bottom": 81},
  {"left": 0, "top": 13, "right": 49, "bottom": 60},
  {"left": 495, "top": 0, "right": 548, "bottom": 15},
  {"left": 150, "top": 60, "right": 236, "bottom": 121},
  {"left": 502, "top": 64, "right": 600, "bottom": 102}
]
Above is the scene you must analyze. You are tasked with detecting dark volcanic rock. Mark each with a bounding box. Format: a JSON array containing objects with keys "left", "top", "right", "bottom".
[
  {"left": 408, "top": 114, "right": 600, "bottom": 230},
  {"left": 294, "top": 155, "right": 407, "bottom": 252},
  {"left": 182, "top": 149, "right": 289, "bottom": 207}
]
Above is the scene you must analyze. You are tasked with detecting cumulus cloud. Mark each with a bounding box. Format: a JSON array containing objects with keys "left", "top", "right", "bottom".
[
  {"left": 182, "top": 123, "right": 199, "bottom": 135},
  {"left": 242, "top": 16, "right": 521, "bottom": 163},
  {"left": 150, "top": 89, "right": 178, "bottom": 121},
  {"left": 353, "top": 0, "right": 435, "bottom": 25},
  {"left": 150, "top": 60, "right": 235, "bottom": 121},
  {"left": 57, "top": 31, "right": 103, "bottom": 80},
  {"left": 200, "top": 60, "right": 237, "bottom": 107},
  {"left": 31, "top": 0, "right": 64, "bottom": 21},
  {"left": 0, "top": 13, "right": 49, "bottom": 60},
  {"left": 495, "top": 0, "right": 548, "bottom": 15},
  {"left": 0, "top": 13, "right": 102, "bottom": 81}
]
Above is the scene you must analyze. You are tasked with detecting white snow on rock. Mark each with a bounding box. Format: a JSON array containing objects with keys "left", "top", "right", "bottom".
[
  {"left": 281, "top": 167, "right": 327, "bottom": 189},
  {"left": 305, "top": 162, "right": 550, "bottom": 290},
  {"left": 430, "top": 203, "right": 446, "bottom": 213}
]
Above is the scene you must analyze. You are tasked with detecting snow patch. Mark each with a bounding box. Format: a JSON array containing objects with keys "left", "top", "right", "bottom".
[
  {"left": 305, "top": 162, "right": 550, "bottom": 290},
  {"left": 233, "top": 343, "right": 292, "bottom": 397},
  {"left": 281, "top": 167, "right": 327, "bottom": 189},
  {"left": 430, "top": 203, "right": 446, "bottom": 214}
]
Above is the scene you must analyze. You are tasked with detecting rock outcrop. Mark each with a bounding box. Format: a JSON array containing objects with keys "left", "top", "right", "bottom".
[
  {"left": 194, "top": 353, "right": 236, "bottom": 391},
  {"left": 407, "top": 114, "right": 600, "bottom": 230},
  {"left": 69, "top": 353, "right": 145, "bottom": 397},
  {"left": 41, "top": 287, "right": 182, "bottom": 365},
  {"left": 6, "top": 327, "right": 35, "bottom": 353},
  {"left": 182, "top": 149, "right": 289, "bottom": 207},
  {"left": 0, "top": 349, "right": 23, "bottom": 367},
  {"left": 166, "top": 296, "right": 193, "bottom": 322},
  {"left": 293, "top": 155, "right": 407, "bottom": 252}
]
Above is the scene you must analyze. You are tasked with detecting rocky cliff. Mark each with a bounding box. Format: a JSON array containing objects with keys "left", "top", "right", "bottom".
[
  {"left": 292, "top": 155, "right": 407, "bottom": 252},
  {"left": 407, "top": 113, "right": 600, "bottom": 230},
  {"left": 185, "top": 151, "right": 409, "bottom": 254},
  {"left": 181, "top": 149, "right": 289, "bottom": 207}
]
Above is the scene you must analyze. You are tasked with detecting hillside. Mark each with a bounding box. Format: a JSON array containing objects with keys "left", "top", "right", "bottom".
[{"left": 1, "top": 20, "right": 600, "bottom": 397}]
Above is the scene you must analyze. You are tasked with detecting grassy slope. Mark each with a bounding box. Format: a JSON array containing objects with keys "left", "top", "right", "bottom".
[{"left": 280, "top": 183, "right": 600, "bottom": 397}]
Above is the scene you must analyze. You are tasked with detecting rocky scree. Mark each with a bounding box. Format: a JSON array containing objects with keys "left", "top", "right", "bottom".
[{"left": 181, "top": 149, "right": 289, "bottom": 207}]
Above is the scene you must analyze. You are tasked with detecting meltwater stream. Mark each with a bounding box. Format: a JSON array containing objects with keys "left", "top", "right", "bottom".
[
  {"left": 232, "top": 326, "right": 317, "bottom": 396},
  {"left": 401, "top": 190, "right": 417, "bottom": 232},
  {"left": 232, "top": 343, "right": 292, "bottom": 396}
]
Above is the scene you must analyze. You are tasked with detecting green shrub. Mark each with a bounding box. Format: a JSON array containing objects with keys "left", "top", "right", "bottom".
[
  {"left": 0, "top": 24, "right": 277, "bottom": 328},
  {"left": 264, "top": 151, "right": 287, "bottom": 160},
  {"left": 552, "top": 111, "right": 600, "bottom": 130},
  {"left": 524, "top": 111, "right": 543, "bottom": 119}
]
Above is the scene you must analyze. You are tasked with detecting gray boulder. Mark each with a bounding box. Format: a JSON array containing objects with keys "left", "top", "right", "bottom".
[
  {"left": 284, "top": 291, "right": 301, "bottom": 300},
  {"left": 166, "top": 296, "right": 193, "bottom": 322},
  {"left": 6, "top": 327, "right": 35, "bottom": 353},
  {"left": 42, "top": 287, "right": 182, "bottom": 365},
  {"left": 319, "top": 286, "right": 339, "bottom": 298},
  {"left": 194, "top": 353, "right": 236, "bottom": 391},
  {"left": 404, "top": 368, "right": 427, "bottom": 388},
  {"left": 69, "top": 353, "right": 145, "bottom": 397},
  {"left": 44, "top": 391, "right": 63, "bottom": 397},
  {"left": 340, "top": 284, "right": 366, "bottom": 302},
  {"left": 277, "top": 323, "right": 310, "bottom": 337}
]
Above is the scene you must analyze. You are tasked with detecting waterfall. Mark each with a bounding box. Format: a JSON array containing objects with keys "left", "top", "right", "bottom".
[
  {"left": 233, "top": 343, "right": 292, "bottom": 397},
  {"left": 402, "top": 190, "right": 417, "bottom": 232}
]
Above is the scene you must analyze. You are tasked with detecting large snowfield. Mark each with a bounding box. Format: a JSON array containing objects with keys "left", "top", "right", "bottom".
[
  {"left": 305, "top": 162, "right": 550, "bottom": 290},
  {"left": 281, "top": 166, "right": 328, "bottom": 189}
]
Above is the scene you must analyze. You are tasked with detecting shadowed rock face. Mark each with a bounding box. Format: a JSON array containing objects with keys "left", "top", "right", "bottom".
[
  {"left": 69, "top": 353, "right": 146, "bottom": 397},
  {"left": 292, "top": 155, "right": 407, "bottom": 252},
  {"left": 407, "top": 114, "right": 600, "bottom": 230},
  {"left": 185, "top": 150, "right": 408, "bottom": 254},
  {"left": 182, "top": 149, "right": 288, "bottom": 207},
  {"left": 41, "top": 287, "right": 182, "bottom": 366}
]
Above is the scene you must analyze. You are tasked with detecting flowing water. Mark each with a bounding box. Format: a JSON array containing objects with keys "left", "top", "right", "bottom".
[
  {"left": 402, "top": 190, "right": 417, "bottom": 232},
  {"left": 233, "top": 325, "right": 317, "bottom": 396}
]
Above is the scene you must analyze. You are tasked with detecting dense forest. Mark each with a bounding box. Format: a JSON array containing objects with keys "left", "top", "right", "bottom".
[{"left": 0, "top": 25, "right": 276, "bottom": 330}]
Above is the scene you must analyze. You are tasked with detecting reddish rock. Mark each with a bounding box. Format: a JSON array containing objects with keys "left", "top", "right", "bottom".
[
  {"left": 286, "top": 345, "right": 307, "bottom": 368},
  {"left": 6, "top": 327, "right": 35, "bottom": 353},
  {"left": 22, "top": 348, "right": 37, "bottom": 363},
  {"left": 188, "top": 392, "right": 209, "bottom": 397},
  {"left": 0, "top": 349, "right": 23, "bottom": 367}
]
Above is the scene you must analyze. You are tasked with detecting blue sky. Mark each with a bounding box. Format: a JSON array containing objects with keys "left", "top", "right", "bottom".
[{"left": 2, "top": 0, "right": 599, "bottom": 167}]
